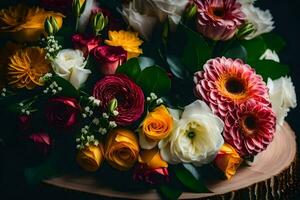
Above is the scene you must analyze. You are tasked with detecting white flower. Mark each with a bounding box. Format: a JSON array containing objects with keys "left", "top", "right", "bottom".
[
  {"left": 238, "top": 0, "right": 256, "bottom": 5},
  {"left": 52, "top": 49, "right": 91, "bottom": 89},
  {"left": 267, "top": 77, "right": 297, "bottom": 126},
  {"left": 260, "top": 49, "right": 280, "bottom": 62},
  {"left": 158, "top": 100, "right": 224, "bottom": 166},
  {"left": 241, "top": 4, "right": 274, "bottom": 40}
]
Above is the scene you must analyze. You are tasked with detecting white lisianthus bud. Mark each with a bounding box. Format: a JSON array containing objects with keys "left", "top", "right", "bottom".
[
  {"left": 260, "top": 49, "right": 280, "bottom": 63},
  {"left": 267, "top": 77, "right": 297, "bottom": 126}
]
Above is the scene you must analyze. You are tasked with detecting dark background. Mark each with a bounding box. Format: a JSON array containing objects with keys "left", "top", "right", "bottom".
[{"left": 0, "top": 0, "right": 300, "bottom": 199}]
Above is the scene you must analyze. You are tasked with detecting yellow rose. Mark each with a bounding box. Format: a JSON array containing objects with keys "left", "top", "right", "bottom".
[
  {"left": 138, "top": 148, "right": 168, "bottom": 169},
  {"left": 214, "top": 143, "right": 243, "bottom": 179},
  {"left": 105, "top": 129, "right": 139, "bottom": 171},
  {"left": 76, "top": 144, "right": 104, "bottom": 172},
  {"left": 139, "top": 105, "right": 173, "bottom": 149},
  {"left": 0, "top": 4, "right": 64, "bottom": 42}
]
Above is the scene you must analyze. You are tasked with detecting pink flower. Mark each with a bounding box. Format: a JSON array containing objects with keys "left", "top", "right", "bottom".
[
  {"left": 93, "top": 46, "right": 127, "bottom": 75},
  {"left": 194, "top": 0, "right": 245, "bottom": 40},
  {"left": 194, "top": 57, "right": 270, "bottom": 118},
  {"left": 133, "top": 164, "right": 170, "bottom": 185},
  {"left": 72, "top": 34, "right": 101, "bottom": 57},
  {"left": 223, "top": 100, "right": 276, "bottom": 156},
  {"left": 93, "top": 74, "right": 145, "bottom": 126},
  {"left": 28, "top": 132, "right": 52, "bottom": 156}
]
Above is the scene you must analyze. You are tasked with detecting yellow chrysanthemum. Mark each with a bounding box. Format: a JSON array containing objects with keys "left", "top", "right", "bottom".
[
  {"left": 0, "top": 4, "right": 64, "bottom": 42},
  {"left": 105, "top": 30, "right": 143, "bottom": 59},
  {"left": 7, "top": 47, "right": 51, "bottom": 90}
]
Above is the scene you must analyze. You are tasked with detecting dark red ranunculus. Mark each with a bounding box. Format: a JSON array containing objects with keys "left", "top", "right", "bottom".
[
  {"left": 45, "top": 97, "right": 81, "bottom": 130},
  {"left": 133, "top": 164, "right": 170, "bottom": 185},
  {"left": 93, "top": 74, "right": 144, "bottom": 126},
  {"left": 93, "top": 46, "right": 127, "bottom": 75},
  {"left": 18, "top": 115, "right": 31, "bottom": 132},
  {"left": 40, "top": 0, "right": 73, "bottom": 13},
  {"left": 28, "top": 132, "right": 52, "bottom": 156},
  {"left": 72, "top": 34, "right": 101, "bottom": 57}
]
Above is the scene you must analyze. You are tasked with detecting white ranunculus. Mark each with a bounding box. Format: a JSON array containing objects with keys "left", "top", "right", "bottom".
[
  {"left": 260, "top": 49, "right": 280, "bottom": 62},
  {"left": 52, "top": 49, "right": 91, "bottom": 89},
  {"left": 267, "top": 77, "right": 297, "bottom": 126},
  {"left": 241, "top": 4, "right": 274, "bottom": 40},
  {"left": 158, "top": 100, "right": 224, "bottom": 166}
]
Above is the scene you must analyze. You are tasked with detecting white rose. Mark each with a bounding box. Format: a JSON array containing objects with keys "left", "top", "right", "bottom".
[
  {"left": 52, "top": 49, "right": 91, "bottom": 89},
  {"left": 241, "top": 4, "right": 274, "bottom": 40},
  {"left": 260, "top": 49, "right": 280, "bottom": 62},
  {"left": 267, "top": 77, "right": 297, "bottom": 126},
  {"left": 158, "top": 100, "right": 224, "bottom": 166}
]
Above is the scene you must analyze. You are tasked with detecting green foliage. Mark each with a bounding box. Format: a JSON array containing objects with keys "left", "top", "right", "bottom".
[
  {"left": 51, "top": 76, "right": 79, "bottom": 98},
  {"left": 224, "top": 42, "right": 248, "bottom": 62},
  {"left": 116, "top": 58, "right": 141, "bottom": 81},
  {"left": 240, "top": 36, "right": 266, "bottom": 61},
  {"left": 262, "top": 33, "right": 286, "bottom": 52},
  {"left": 158, "top": 184, "right": 183, "bottom": 200}
]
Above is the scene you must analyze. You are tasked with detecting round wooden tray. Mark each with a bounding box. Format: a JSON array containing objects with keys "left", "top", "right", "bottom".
[{"left": 44, "top": 122, "right": 297, "bottom": 199}]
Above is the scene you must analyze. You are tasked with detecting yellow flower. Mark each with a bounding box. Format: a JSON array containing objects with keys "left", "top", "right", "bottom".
[
  {"left": 105, "top": 128, "right": 139, "bottom": 171},
  {"left": 7, "top": 47, "right": 51, "bottom": 89},
  {"left": 214, "top": 143, "right": 243, "bottom": 179},
  {"left": 105, "top": 30, "right": 143, "bottom": 59},
  {"left": 76, "top": 144, "right": 104, "bottom": 172},
  {"left": 0, "top": 4, "right": 64, "bottom": 42},
  {"left": 139, "top": 148, "right": 168, "bottom": 169},
  {"left": 139, "top": 105, "right": 173, "bottom": 149}
]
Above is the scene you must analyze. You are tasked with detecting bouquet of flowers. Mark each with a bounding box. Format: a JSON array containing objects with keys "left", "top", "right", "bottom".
[{"left": 0, "top": 0, "right": 297, "bottom": 199}]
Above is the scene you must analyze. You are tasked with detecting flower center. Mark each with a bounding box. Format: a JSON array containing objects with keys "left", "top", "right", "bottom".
[
  {"left": 187, "top": 132, "right": 195, "bottom": 139},
  {"left": 225, "top": 77, "right": 245, "bottom": 94},
  {"left": 240, "top": 114, "right": 259, "bottom": 137},
  {"left": 212, "top": 7, "right": 225, "bottom": 18}
]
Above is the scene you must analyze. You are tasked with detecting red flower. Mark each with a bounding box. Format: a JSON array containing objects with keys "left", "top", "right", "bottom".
[
  {"left": 93, "top": 74, "right": 144, "bottom": 126},
  {"left": 72, "top": 34, "right": 101, "bottom": 57},
  {"left": 45, "top": 97, "right": 81, "bottom": 130},
  {"left": 28, "top": 132, "right": 52, "bottom": 156},
  {"left": 93, "top": 46, "right": 127, "bottom": 75},
  {"left": 133, "top": 164, "right": 170, "bottom": 185},
  {"left": 40, "top": 0, "right": 73, "bottom": 13},
  {"left": 18, "top": 115, "right": 31, "bottom": 132}
]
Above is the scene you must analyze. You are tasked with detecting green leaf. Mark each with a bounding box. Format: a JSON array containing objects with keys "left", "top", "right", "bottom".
[
  {"left": 223, "top": 43, "right": 248, "bottom": 62},
  {"left": 116, "top": 58, "right": 141, "bottom": 81},
  {"left": 240, "top": 36, "right": 266, "bottom": 61},
  {"left": 138, "top": 56, "right": 155, "bottom": 70},
  {"left": 173, "top": 164, "right": 210, "bottom": 193},
  {"left": 158, "top": 184, "right": 182, "bottom": 200},
  {"left": 166, "top": 54, "right": 190, "bottom": 79},
  {"left": 179, "top": 24, "right": 211, "bottom": 73},
  {"left": 52, "top": 76, "right": 79, "bottom": 98},
  {"left": 262, "top": 33, "right": 286, "bottom": 52},
  {"left": 137, "top": 66, "right": 171, "bottom": 96},
  {"left": 248, "top": 60, "right": 290, "bottom": 81}
]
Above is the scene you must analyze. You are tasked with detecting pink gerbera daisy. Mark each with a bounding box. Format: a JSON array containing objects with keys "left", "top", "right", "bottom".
[
  {"left": 194, "top": 0, "right": 245, "bottom": 41},
  {"left": 194, "top": 57, "right": 270, "bottom": 118},
  {"left": 223, "top": 100, "right": 276, "bottom": 156}
]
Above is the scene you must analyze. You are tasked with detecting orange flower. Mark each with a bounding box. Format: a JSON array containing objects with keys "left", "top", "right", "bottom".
[
  {"left": 139, "top": 105, "right": 173, "bottom": 149},
  {"left": 7, "top": 47, "right": 51, "bottom": 89},
  {"left": 138, "top": 148, "right": 168, "bottom": 169},
  {"left": 214, "top": 143, "right": 243, "bottom": 179},
  {"left": 105, "top": 129, "right": 139, "bottom": 171},
  {"left": 0, "top": 4, "right": 64, "bottom": 42},
  {"left": 76, "top": 144, "right": 104, "bottom": 172}
]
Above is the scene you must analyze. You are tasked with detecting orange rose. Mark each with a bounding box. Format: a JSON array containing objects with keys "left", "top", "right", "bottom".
[
  {"left": 105, "top": 129, "right": 139, "bottom": 171},
  {"left": 214, "top": 143, "right": 243, "bottom": 179},
  {"left": 76, "top": 144, "right": 104, "bottom": 172},
  {"left": 138, "top": 148, "right": 168, "bottom": 169},
  {"left": 139, "top": 105, "right": 173, "bottom": 149},
  {"left": 0, "top": 4, "right": 64, "bottom": 42}
]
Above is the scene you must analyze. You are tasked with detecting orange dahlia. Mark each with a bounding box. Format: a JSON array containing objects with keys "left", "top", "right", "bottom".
[
  {"left": 194, "top": 57, "right": 270, "bottom": 118},
  {"left": 223, "top": 100, "right": 276, "bottom": 156},
  {"left": 7, "top": 47, "right": 51, "bottom": 89}
]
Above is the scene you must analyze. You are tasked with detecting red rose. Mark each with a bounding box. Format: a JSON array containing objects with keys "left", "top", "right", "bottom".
[
  {"left": 28, "top": 132, "right": 52, "bottom": 156},
  {"left": 93, "top": 74, "right": 144, "bottom": 126},
  {"left": 45, "top": 97, "right": 81, "bottom": 130},
  {"left": 72, "top": 34, "right": 101, "bottom": 57},
  {"left": 18, "top": 115, "right": 31, "bottom": 132},
  {"left": 93, "top": 46, "right": 127, "bottom": 75},
  {"left": 40, "top": 0, "right": 73, "bottom": 13},
  {"left": 133, "top": 164, "right": 170, "bottom": 185}
]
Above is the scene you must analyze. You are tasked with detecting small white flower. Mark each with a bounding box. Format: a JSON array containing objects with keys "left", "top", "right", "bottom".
[
  {"left": 94, "top": 140, "right": 99, "bottom": 146},
  {"left": 85, "top": 106, "right": 90, "bottom": 112},
  {"left": 150, "top": 92, "right": 157, "bottom": 100},
  {"left": 159, "top": 100, "right": 224, "bottom": 166},
  {"left": 82, "top": 113, "right": 87, "bottom": 118},
  {"left": 146, "top": 97, "right": 151, "bottom": 101},
  {"left": 19, "top": 103, "right": 24, "bottom": 107},
  {"left": 76, "top": 144, "right": 81, "bottom": 149},
  {"left": 156, "top": 98, "right": 163, "bottom": 104},
  {"left": 21, "top": 109, "right": 25, "bottom": 113},
  {"left": 92, "top": 118, "right": 100, "bottom": 125},
  {"left": 76, "top": 138, "right": 81, "bottom": 142},
  {"left": 25, "top": 111, "right": 30, "bottom": 115},
  {"left": 267, "top": 77, "right": 297, "bottom": 126},
  {"left": 260, "top": 49, "right": 280, "bottom": 63},
  {"left": 112, "top": 110, "right": 119, "bottom": 116},
  {"left": 109, "top": 121, "right": 117, "bottom": 128},
  {"left": 102, "top": 113, "right": 109, "bottom": 119}
]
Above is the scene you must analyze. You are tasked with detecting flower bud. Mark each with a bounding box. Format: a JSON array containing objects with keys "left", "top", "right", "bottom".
[
  {"left": 92, "top": 12, "right": 108, "bottom": 35},
  {"left": 44, "top": 18, "right": 53, "bottom": 35},
  {"left": 236, "top": 22, "right": 256, "bottom": 39},
  {"left": 50, "top": 16, "right": 59, "bottom": 34},
  {"left": 184, "top": 3, "right": 197, "bottom": 20},
  {"left": 108, "top": 98, "right": 118, "bottom": 114},
  {"left": 72, "top": 0, "right": 86, "bottom": 18}
]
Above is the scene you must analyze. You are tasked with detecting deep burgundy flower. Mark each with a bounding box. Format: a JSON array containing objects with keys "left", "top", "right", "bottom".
[
  {"left": 18, "top": 115, "right": 31, "bottom": 132},
  {"left": 93, "top": 74, "right": 144, "bottom": 126},
  {"left": 133, "top": 164, "right": 170, "bottom": 185},
  {"left": 93, "top": 46, "right": 127, "bottom": 75},
  {"left": 45, "top": 97, "right": 81, "bottom": 130},
  {"left": 28, "top": 132, "right": 52, "bottom": 156},
  {"left": 72, "top": 34, "right": 101, "bottom": 57}
]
